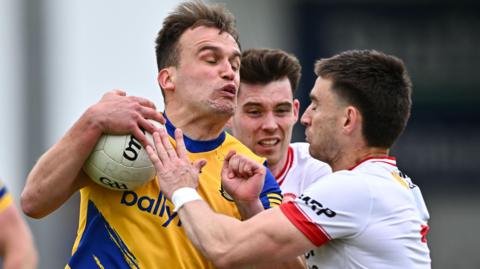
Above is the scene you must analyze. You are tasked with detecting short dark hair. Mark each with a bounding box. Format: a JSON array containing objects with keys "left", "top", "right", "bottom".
[
  {"left": 315, "top": 50, "right": 412, "bottom": 148},
  {"left": 240, "top": 48, "right": 301, "bottom": 95},
  {"left": 155, "top": 0, "right": 239, "bottom": 72}
]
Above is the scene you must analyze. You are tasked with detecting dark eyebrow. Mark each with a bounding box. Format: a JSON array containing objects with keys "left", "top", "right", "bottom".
[
  {"left": 242, "top": 102, "right": 263, "bottom": 107},
  {"left": 197, "top": 45, "right": 241, "bottom": 60},
  {"left": 309, "top": 93, "right": 318, "bottom": 102},
  {"left": 275, "top": 102, "right": 293, "bottom": 108}
]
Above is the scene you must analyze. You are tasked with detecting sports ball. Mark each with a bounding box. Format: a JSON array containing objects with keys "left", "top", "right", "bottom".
[{"left": 83, "top": 121, "right": 164, "bottom": 191}]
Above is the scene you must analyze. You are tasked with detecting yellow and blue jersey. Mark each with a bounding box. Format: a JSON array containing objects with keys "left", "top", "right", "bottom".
[
  {"left": 0, "top": 179, "right": 13, "bottom": 213},
  {"left": 67, "top": 116, "right": 282, "bottom": 269}
]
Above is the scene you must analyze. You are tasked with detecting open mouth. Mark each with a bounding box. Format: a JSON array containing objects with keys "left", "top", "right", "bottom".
[
  {"left": 258, "top": 138, "right": 280, "bottom": 147},
  {"left": 221, "top": 84, "right": 236, "bottom": 96}
]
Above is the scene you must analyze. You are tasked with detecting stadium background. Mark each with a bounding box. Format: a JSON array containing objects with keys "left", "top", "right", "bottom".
[{"left": 1, "top": 0, "right": 478, "bottom": 268}]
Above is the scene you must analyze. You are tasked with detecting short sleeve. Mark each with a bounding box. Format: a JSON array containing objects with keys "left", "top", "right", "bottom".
[
  {"left": 0, "top": 179, "right": 13, "bottom": 213},
  {"left": 280, "top": 173, "right": 372, "bottom": 245},
  {"left": 259, "top": 167, "right": 283, "bottom": 208}
]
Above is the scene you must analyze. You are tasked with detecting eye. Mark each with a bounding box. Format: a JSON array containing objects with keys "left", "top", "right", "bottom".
[
  {"left": 307, "top": 103, "right": 317, "bottom": 111},
  {"left": 205, "top": 57, "right": 217, "bottom": 64},
  {"left": 246, "top": 110, "right": 261, "bottom": 117},
  {"left": 275, "top": 109, "right": 290, "bottom": 116},
  {"left": 231, "top": 61, "right": 240, "bottom": 72}
]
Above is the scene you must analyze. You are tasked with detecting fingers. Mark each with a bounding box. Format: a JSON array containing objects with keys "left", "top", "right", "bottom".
[
  {"left": 174, "top": 129, "right": 189, "bottom": 161},
  {"left": 222, "top": 150, "right": 236, "bottom": 178},
  {"left": 229, "top": 155, "right": 254, "bottom": 177},
  {"left": 224, "top": 150, "right": 236, "bottom": 162},
  {"left": 110, "top": 89, "right": 127, "bottom": 96},
  {"left": 146, "top": 144, "right": 163, "bottom": 170},
  {"left": 127, "top": 95, "right": 157, "bottom": 110},
  {"left": 223, "top": 152, "right": 259, "bottom": 179},
  {"left": 132, "top": 127, "right": 149, "bottom": 148},
  {"left": 193, "top": 159, "right": 207, "bottom": 174},
  {"left": 159, "top": 128, "right": 177, "bottom": 159},
  {"left": 152, "top": 131, "right": 170, "bottom": 163}
]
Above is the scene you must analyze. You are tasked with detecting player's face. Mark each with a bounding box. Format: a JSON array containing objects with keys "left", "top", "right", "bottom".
[
  {"left": 172, "top": 26, "right": 241, "bottom": 115},
  {"left": 231, "top": 78, "right": 299, "bottom": 168},
  {"left": 301, "top": 77, "right": 343, "bottom": 166}
]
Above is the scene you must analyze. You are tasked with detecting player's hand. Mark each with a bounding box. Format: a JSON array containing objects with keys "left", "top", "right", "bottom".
[
  {"left": 221, "top": 150, "right": 266, "bottom": 203},
  {"left": 146, "top": 128, "right": 206, "bottom": 200},
  {"left": 88, "top": 89, "right": 166, "bottom": 146}
]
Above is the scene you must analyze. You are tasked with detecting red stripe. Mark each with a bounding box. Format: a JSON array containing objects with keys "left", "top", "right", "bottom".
[
  {"left": 371, "top": 160, "right": 397, "bottom": 167},
  {"left": 280, "top": 202, "right": 330, "bottom": 246},
  {"left": 276, "top": 146, "right": 294, "bottom": 185},
  {"left": 348, "top": 155, "right": 396, "bottom": 170}
]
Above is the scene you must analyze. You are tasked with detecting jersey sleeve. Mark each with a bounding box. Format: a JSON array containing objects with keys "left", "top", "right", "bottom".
[
  {"left": 280, "top": 173, "right": 372, "bottom": 246},
  {"left": 259, "top": 167, "right": 282, "bottom": 209},
  {"left": 0, "top": 180, "right": 13, "bottom": 213}
]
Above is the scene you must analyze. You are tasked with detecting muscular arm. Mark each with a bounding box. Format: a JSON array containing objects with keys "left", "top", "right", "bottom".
[
  {"left": 21, "top": 90, "right": 164, "bottom": 218},
  {"left": 21, "top": 109, "right": 101, "bottom": 218},
  {"left": 0, "top": 204, "right": 37, "bottom": 269},
  {"left": 148, "top": 128, "right": 312, "bottom": 268},
  {"left": 178, "top": 202, "right": 314, "bottom": 269}
]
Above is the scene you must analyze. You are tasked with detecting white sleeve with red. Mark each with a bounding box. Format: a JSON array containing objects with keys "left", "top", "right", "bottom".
[{"left": 280, "top": 172, "right": 371, "bottom": 246}]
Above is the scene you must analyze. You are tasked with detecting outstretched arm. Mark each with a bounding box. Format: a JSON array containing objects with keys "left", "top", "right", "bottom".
[
  {"left": 147, "top": 128, "right": 314, "bottom": 269},
  {"left": 0, "top": 193, "right": 37, "bottom": 269},
  {"left": 21, "top": 90, "right": 165, "bottom": 218}
]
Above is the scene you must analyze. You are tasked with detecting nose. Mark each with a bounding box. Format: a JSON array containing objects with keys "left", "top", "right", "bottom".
[
  {"left": 301, "top": 106, "right": 311, "bottom": 127},
  {"left": 221, "top": 60, "right": 236, "bottom": 81},
  {"left": 262, "top": 112, "right": 278, "bottom": 132}
]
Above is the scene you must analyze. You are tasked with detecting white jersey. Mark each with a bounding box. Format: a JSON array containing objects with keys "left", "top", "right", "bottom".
[
  {"left": 275, "top": 143, "right": 331, "bottom": 200},
  {"left": 280, "top": 156, "right": 431, "bottom": 269}
]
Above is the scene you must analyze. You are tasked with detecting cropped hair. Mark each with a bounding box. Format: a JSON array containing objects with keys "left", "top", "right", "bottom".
[
  {"left": 240, "top": 48, "right": 301, "bottom": 95},
  {"left": 155, "top": 0, "right": 239, "bottom": 71},
  {"left": 315, "top": 49, "right": 412, "bottom": 148}
]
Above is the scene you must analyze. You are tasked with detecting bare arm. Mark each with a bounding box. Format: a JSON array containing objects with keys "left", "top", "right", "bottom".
[
  {"left": 0, "top": 204, "right": 37, "bottom": 269},
  {"left": 146, "top": 128, "right": 313, "bottom": 269},
  {"left": 178, "top": 202, "right": 313, "bottom": 269},
  {"left": 21, "top": 90, "right": 165, "bottom": 218}
]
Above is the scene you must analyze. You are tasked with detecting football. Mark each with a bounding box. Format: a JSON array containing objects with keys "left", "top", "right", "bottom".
[{"left": 83, "top": 121, "right": 164, "bottom": 191}]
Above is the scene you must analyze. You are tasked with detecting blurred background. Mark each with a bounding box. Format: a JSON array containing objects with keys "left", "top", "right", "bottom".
[{"left": 1, "top": 0, "right": 478, "bottom": 268}]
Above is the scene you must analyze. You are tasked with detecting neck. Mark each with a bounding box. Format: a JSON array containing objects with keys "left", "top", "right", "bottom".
[
  {"left": 331, "top": 146, "right": 389, "bottom": 172},
  {"left": 165, "top": 105, "right": 230, "bottom": 140},
  {"left": 268, "top": 149, "right": 290, "bottom": 178}
]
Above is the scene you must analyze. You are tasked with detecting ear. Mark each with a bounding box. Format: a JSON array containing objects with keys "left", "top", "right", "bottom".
[
  {"left": 342, "top": 106, "right": 361, "bottom": 135},
  {"left": 157, "top": 67, "right": 175, "bottom": 91},
  {"left": 293, "top": 99, "right": 300, "bottom": 123}
]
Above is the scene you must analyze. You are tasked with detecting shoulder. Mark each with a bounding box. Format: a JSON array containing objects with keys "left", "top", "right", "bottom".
[
  {"left": 304, "top": 170, "right": 370, "bottom": 200},
  {"left": 223, "top": 133, "right": 265, "bottom": 164}
]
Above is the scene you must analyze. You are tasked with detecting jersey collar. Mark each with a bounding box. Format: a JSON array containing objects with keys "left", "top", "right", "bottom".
[
  {"left": 348, "top": 156, "right": 397, "bottom": 170},
  {"left": 163, "top": 113, "right": 226, "bottom": 153}
]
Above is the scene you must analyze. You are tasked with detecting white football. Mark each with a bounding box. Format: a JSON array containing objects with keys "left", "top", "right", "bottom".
[{"left": 83, "top": 121, "right": 164, "bottom": 191}]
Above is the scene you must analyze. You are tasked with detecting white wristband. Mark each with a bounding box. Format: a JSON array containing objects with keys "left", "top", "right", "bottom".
[{"left": 172, "top": 187, "right": 202, "bottom": 212}]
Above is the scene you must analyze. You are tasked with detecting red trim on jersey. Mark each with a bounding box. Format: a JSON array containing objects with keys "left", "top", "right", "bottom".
[
  {"left": 280, "top": 202, "right": 331, "bottom": 246},
  {"left": 276, "top": 146, "right": 294, "bottom": 186},
  {"left": 282, "top": 193, "right": 297, "bottom": 203},
  {"left": 420, "top": 224, "right": 430, "bottom": 243},
  {"left": 348, "top": 156, "right": 397, "bottom": 170}
]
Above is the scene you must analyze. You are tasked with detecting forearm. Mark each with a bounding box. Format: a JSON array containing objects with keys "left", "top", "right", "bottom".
[
  {"left": 255, "top": 256, "right": 307, "bottom": 269},
  {"left": 2, "top": 234, "right": 37, "bottom": 269},
  {"left": 235, "top": 199, "right": 264, "bottom": 220},
  {"left": 0, "top": 207, "right": 38, "bottom": 269},
  {"left": 22, "top": 109, "right": 101, "bottom": 218},
  {"left": 178, "top": 200, "right": 247, "bottom": 269}
]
